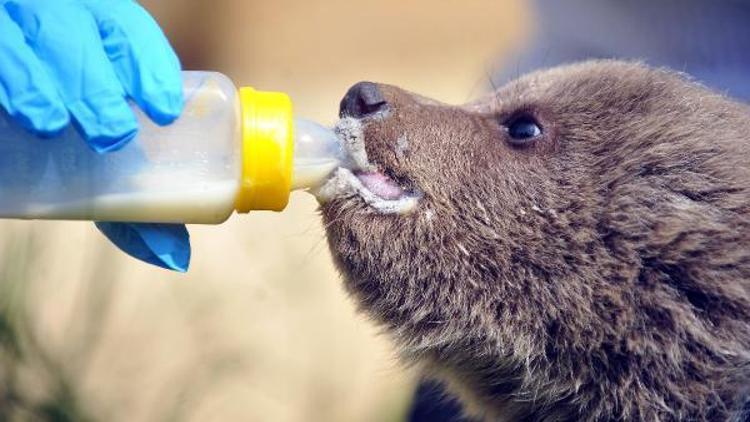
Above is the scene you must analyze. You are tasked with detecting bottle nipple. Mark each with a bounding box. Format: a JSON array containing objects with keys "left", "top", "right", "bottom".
[{"left": 291, "top": 118, "right": 348, "bottom": 190}]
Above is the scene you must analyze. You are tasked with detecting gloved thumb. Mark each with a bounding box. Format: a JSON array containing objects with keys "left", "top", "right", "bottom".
[{"left": 95, "top": 222, "right": 191, "bottom": 272}]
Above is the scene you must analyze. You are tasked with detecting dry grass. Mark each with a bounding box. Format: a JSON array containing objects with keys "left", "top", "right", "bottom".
[{"left": 0, "top": 1, "right": 527, "bottom": 420}]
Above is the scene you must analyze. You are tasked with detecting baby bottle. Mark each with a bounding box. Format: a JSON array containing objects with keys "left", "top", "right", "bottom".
[{"left": 0, "top": 71, "right": 347, "bottom": 224}]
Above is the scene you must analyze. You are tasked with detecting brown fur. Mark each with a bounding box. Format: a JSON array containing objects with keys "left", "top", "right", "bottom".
[{"left": 321, "top": 60, "right": 750, "bottom": 421}]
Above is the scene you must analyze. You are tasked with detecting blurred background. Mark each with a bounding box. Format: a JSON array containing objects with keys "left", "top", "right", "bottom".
[{"left": 0, "top": 1, "right": 528, "bottom": 420}]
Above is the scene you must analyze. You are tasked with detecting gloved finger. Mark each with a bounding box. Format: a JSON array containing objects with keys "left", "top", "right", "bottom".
[
  {"left": 95, "top": 222, "right": 191, "bottom": 272},
  {"left": 4, "top": 0, "right": 138, "bottom": 153},
  {"left": 84, "top": 0, "right": 184, "bottom": 126},
  {"left": 0, "top": 6, "right": 68, "bottom": 135}
]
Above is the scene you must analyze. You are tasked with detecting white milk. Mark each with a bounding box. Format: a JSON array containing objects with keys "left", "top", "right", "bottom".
[
  {"left": 292, "top": 160, "right": 340, "bottom": 190},
  {"left": 19, "top": 179, "right": 239, "bottom": 224}
]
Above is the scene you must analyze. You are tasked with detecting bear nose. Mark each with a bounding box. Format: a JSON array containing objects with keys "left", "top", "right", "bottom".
[{"left": 339, "top": 82, "right": 388, "bottom": 118}]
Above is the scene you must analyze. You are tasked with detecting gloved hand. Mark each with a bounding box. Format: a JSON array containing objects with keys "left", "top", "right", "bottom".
[{"left": 0, "top": 0, "right": 192, "bottom": 271}]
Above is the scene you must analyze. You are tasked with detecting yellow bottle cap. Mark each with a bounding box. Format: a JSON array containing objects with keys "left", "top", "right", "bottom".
[{"left": 235, "top": 87, "right": 294, "bottom": 213}]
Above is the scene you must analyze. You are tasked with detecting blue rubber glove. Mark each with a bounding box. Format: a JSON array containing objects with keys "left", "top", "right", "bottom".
[{"left": 0, "top": 0, "right": 192, "bottom": 271}]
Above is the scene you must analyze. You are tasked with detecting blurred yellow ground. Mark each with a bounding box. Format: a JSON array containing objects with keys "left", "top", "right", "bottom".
[{"left": 0, "top": 1, "right": 528, "bottom": 420}]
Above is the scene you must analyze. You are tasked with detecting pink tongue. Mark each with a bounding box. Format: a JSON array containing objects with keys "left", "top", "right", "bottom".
[{"left": 355, "top": 171, "right": 405, "bottom": 200}]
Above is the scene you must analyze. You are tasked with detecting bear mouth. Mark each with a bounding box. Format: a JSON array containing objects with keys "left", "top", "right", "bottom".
[
  {"left": 354, "top": 170, "right": 405, "bottom": 200},
  {"left": 313, "top": 117, "right": 420, "bottom": 214},
  {"left": 315, "top": 167, "right": 420, "bottom": 214}
]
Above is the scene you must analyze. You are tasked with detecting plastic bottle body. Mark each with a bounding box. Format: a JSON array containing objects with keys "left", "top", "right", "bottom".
[
  {"left": 0, "top": 71, "right": 348, "bottom": 224},
  {"left": 0, "top": 71, "right": 241, "bottom": 224}
]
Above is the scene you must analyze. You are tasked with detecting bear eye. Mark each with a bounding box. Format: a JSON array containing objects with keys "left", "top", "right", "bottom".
[{"left": 505, "top": 114, "right": 542, "bottom": 146}]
